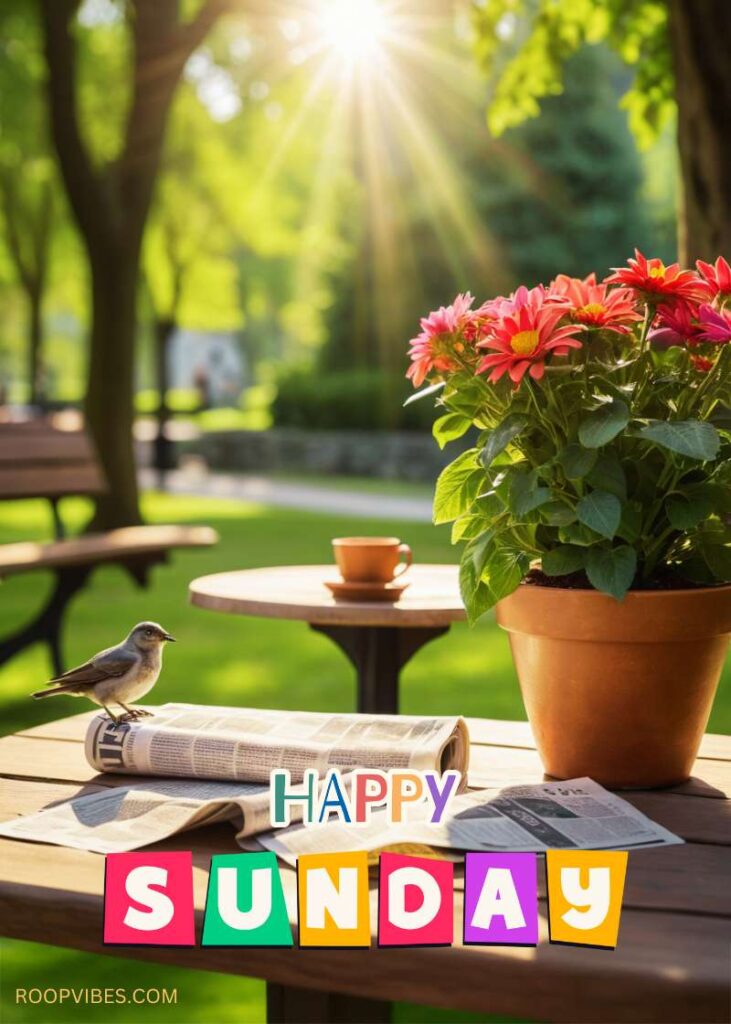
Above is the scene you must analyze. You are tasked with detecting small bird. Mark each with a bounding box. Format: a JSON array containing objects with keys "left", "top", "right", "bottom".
[{"left": 31, "top": 622, "right": 176, "bottom": 723}]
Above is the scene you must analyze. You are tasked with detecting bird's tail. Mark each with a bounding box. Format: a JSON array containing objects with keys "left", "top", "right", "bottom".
[{"left": 31, "top": 684, "right": 80, "bottom": 700}]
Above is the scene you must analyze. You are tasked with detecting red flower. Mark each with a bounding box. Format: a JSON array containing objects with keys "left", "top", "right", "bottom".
[
  {"left": 697, "top": 304, "right": 731, "bottom": 344},
  {"left": 551, "top": 273, "right": 641, "bottom": 334},
  {"left": 690, "top": 355, "right": 714, "bottom": 373},
  {"left": 605, "top": 250, "right": 707, "bottom": 303},
  {"left": 406, "top": 292, "right": 475, "bottom": 386},
  {"left": 649, "top": 301, "right": 704, "bottom": 349},
  {"left": 696, "top": 256, "right": 731, "bottom": 298},
  {"left": 476, "top": 292, "right": 583, "bottom": 385}
]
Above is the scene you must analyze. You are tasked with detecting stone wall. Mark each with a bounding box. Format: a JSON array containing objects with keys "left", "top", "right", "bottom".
[{"left": 181, "top": 428, "right": 466, "bottom": 482}]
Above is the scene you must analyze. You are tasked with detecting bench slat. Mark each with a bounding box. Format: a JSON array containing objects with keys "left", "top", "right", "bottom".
[
  {"left": 0, "top": 423, "right": 105, "bottom": 500},
  {"left": 0, "top": 464, "right": 106, "bottom": 500},
  {"left": 0, "top": 432, "right": 96, "bottom": 463},
  {"left": 0, "top": 524, "right": 217, "bottom": 576}
]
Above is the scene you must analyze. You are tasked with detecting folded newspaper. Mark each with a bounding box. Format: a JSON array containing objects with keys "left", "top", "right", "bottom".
[
  {"left": 0, "top": 703, "right": 471, "bottom": 854},
  {"left": 84, "top": 703, "right": 470, "bottom": 782}
]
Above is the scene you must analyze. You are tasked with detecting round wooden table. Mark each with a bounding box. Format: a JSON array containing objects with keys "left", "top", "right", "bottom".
[{"left": 189, "top": 564, "right": 465, "bottom": 714}]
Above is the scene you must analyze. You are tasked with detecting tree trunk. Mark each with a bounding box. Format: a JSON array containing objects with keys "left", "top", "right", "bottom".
[
  {"left": 669, "top": 0, "right": 731, "bottom": 263},
  {"left": 27, "top": 285, "right": 43, "bottom": 409},
  {"left": 40, "top": 0, "right": 226, "bottom": 529},
  {"left": 85, "top": 245, "right": 142, "bottom": 529}
]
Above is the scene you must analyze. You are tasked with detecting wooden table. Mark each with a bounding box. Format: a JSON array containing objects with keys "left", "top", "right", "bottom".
[
  {"left": 1, "top": 710, "right": 729, "bottom": 1023},
  {"left": 189, "top": 565, "right": 465, "bottom": 714}
]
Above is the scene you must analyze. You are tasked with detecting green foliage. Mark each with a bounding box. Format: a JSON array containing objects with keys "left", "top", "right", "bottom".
[
  {"left": 271, "top": 367, "right": 437, "bottom": 433},
  {"left": 639, "top": 420, "right": 721, "bottom": 461},
  {"left": 469, "top": 45, "right": 663, "bottom": 285},
  {"left": 473, "top": 0, "right": 674, "bottom": 149},
  {"left": 579, "top": 399, "right": 630, "bottom": 447}
]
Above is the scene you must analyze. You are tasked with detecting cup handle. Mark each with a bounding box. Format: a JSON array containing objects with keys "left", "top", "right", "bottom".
[{"left": 393, "top": 543, "right": 413, "bottom": 578}]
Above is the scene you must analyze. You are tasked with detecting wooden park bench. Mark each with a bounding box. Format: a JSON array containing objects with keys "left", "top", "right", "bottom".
[{"left": 0, "top": 419, "right": 217, "bottom": 674}]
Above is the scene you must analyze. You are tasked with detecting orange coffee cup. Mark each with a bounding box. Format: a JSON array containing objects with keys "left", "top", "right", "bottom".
[{"left": 332, "top": 537, "right": 413, "bottom": 584}]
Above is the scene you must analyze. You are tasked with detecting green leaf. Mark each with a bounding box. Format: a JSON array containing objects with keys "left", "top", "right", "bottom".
[
  {"left": 666, "top": 493, "right": 712, "bottom": 530},
  {"left": 452, "top": 514, "right": 488, "bottom": 543},
  {"left": 480, "top": 414, "right": 528, "bottom": 469},
  {"left": 617, "top": 501, "right": 643, "bottom": 544},
  {"left": 433, "top": 449, "right": 482, "bottom": 525},
  {"left": 466, "top": 529, "right": 497, "bottom": 578},
  {"left": 542, "top": 545, "right": 586, "bottom": 577},
  {"left": 701, "top": 543, "right": 731, "bottom": 581},
  {"left": 586, "top": 452, "right": 627, "bottom": 500},
  {"left": 404, "top": 380, "right": 445, "bottom": 406},
  {"left": 640, "top": 420, "right": 720, "bottom": 461},
  {"left": 576, "top": 490, "right": 621, "bottom": 539},
  {"left": 559, "top": 522, "right": 603, "bottom": 547},
  {"left": 709, "top": 402, "right": 731, "bottom": 430},
  {"left": 585, "top": 546, "right": 637, "bottom": 600},
  {"left": 509, "top": 471, "right": 552, "bottom": 516},
  {"left": 578, "top": 400, "right": 629, "bottom": 448},
  {"left": 483, "top": 545, "right": 526, "bottom": 604},
  {"left": 433, "top": 413, "right": 472, "bottom": 449},
  {"left": 459, "top": 539, "right": 525, "bottom": 623},
  {"left": 462, "top": 579, "right": 495, "bottom": 626},
  {"left": 459, "top": 550, "right": 480, "bottom": 603},
  {"left": 473, "top": 491, "right": 505, "bottom": 517},
  {"left": 540, "top": 501, "right": 577, "bottom": 527},
  {"left": 559, "top": 444, "right": 597, "bottom": 479}
]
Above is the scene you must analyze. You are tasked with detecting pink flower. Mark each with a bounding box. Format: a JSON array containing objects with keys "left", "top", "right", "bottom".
[
  {"left": 696, "top": 256, "right": 731, "bottom": 298},
  {"left": 697, "top": 304, "right": 731, "bottom": 344},
  {"left": 649, "top": 301, "right": 704, "bottom": 349},
  {"left": 605, "top": 250, "right": 707, "bottom": 303},
  {"left": 476, "top": 294, "right": 583, "bottom": 385},
  {"left": 482, "top": 284, "right": 564, "bottom": 320},
  {"left": 551, "top": 273, "right": 641, "bottom": 334},
  {"left": 406, "top": 292, "right": 475, "bottom": 386}
]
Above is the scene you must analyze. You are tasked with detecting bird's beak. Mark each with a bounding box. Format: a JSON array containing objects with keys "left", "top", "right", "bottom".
[{"left": 163, "top": 633, "right": 177, "bottom": 643}]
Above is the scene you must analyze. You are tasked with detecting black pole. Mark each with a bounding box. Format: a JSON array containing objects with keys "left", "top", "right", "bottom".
[{"left": 153, "top": 317, "right": 177, "bottom": 486}]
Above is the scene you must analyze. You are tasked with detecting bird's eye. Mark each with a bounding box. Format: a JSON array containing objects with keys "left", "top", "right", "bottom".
[{"left": 145, "top": 629, "right": 153, "bottom": 636}]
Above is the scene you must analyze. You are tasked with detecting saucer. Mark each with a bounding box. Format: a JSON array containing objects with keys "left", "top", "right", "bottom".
[{"left": 325, "top": 579, "right": 410, "bottom": 603}]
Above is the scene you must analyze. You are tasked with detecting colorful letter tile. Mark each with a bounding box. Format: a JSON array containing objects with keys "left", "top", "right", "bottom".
[
  {"left": 104, "top": 851, "right": 195, "bottom": 946},
  {"left": 202, "top": 852, "right": 292, "bottom": 947},
  {"left": 378, "top": 853, "right": 453, "bottom": 947},
  {"left": 546, "top": 849, "right": 628, "bottom": 948},
  {"left": 463, "top": 852, "right": 538, "bottom": 946},
  {"left": 297, "top": 851, "right": 370, "bottom": 947}
]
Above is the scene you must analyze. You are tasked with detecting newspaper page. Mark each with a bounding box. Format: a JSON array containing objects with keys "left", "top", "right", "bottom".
[
  {"left": 0, "top": 779, "right": 274, "bottom": 854},
  {"left": 256, "top": 778, "right": 683, "bottom": 866},
  {"left": 84, "top": 703, "right": 469, "bottom": 784}
]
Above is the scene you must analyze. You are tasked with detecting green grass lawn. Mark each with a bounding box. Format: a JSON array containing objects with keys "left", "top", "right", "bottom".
[{"left": 0, "top": 491, "right": 728, "bottom": 1024}]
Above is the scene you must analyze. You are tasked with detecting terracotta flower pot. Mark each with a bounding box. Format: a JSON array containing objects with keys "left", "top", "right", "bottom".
[{"left": 495, "top": 583, "right": 731, "bottom": 788}]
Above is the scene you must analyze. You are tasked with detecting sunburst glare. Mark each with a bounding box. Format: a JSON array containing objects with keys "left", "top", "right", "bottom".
[{"left": 316, "top": 0, "right": 390, "bottom": 66}]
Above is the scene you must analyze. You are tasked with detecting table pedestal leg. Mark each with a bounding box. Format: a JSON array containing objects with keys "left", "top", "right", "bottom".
[
  {"left": 309, "top": 624, "right": 450, "bottom": 714},
  {"left": 267, "top": 982, "right": 390, "bottom": 1023}
]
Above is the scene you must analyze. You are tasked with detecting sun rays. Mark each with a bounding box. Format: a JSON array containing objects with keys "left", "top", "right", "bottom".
[{"left": 225, "top": 0, "right": 510, "bottom": 362}]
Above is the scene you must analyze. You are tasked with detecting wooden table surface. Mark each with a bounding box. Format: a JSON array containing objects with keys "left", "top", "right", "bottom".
[
  {"left": 0, "top": 710, "right": 729, "bottom": 1023},
  {"left": 189, "top": 564, "right": 466, "bottom": 628}
]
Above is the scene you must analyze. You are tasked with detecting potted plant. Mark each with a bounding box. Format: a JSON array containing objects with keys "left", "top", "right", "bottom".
[{"left": 407, "top": 252, "right": 731, "bottom": 787}]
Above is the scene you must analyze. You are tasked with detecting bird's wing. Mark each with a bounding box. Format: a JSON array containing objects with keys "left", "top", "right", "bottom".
[{"left": 46, "top": 647, "right": 138, "bottom": 687}]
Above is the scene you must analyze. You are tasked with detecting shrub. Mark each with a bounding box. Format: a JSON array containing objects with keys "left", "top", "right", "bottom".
[{"left": 271, "top": 368, "right": 436, "bottom": 432}]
